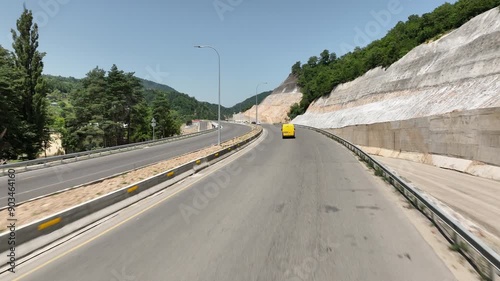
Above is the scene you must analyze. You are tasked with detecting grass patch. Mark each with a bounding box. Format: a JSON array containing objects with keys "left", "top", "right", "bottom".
[
  {"left": 449, "top": 241, "right": 468, "bottom": 253},
  {"left": 449, "top": 243, "right": 461, "bottom": 252}
]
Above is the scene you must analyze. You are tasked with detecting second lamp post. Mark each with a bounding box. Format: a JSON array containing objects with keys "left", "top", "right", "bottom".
[{"left": 194, "top": 45, "right": 221, "bottom": 146}]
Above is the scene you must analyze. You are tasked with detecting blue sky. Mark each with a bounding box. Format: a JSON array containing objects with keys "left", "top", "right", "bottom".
[{"left": 0, "top": 0, "right": 455, "bottom": 107}]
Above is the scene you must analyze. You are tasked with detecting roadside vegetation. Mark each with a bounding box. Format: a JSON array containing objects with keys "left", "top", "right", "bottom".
[{"left": 288, "top": 0, "right": 500, "bottom": 119}]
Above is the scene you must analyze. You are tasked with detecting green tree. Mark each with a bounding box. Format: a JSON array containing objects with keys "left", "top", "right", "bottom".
[
  {"left": 105, "top": 64, "right": 143, "bottom": 145},
  {"left": 152, "top": 92, "right": 178, "bottom": 138},
  {"left": 11, "top": 7, "right": 49, "bottom": 159},
  {"left": 0, "top": 45, "right": 25, "bottom": 159},
  {"left": 319, "top": 49, "right": 330, "bottom": 65},
  {"left": 65, "top": 65, "right": 147, "bottom": 151},
  {"left": 291, "top": 61, "right": 301, "bottom": 75},
  {"left": 129, "top": 100, "right": 150, "bottom": 142},
  {"left": 65, "top": 67, "right": 107, "bottom": 151}
]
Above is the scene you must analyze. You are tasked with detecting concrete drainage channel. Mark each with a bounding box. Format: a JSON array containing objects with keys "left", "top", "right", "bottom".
[
  {"left": 295, "top": 124, "right": 500, "bottom": 281},
  {"left": 0, "top": 128, "right": 262, "bottom": 262}
]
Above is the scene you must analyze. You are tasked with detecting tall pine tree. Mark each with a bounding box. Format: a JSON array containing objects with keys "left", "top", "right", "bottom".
[
  {"left": 11, "top": 7, "right": 49, "bottom": 159},
  {"left": 152, "top": 92, "right": 178, "bottom": 138}
]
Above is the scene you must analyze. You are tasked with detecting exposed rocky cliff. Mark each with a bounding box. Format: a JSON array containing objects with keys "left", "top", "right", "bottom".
[
  {"left": 293, "top": 8, "right": 500, "bottom": 128},
  {"left": 235, "top": 75, "right": 302, "bottom": 123}
]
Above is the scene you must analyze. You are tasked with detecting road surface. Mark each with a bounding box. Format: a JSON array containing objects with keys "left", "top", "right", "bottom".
[
  {"left": 0, "top": 122, "right": 249, "bottom": 205},
  {"left": 3, "top": 125, "right": 455, "bottom": 281}
]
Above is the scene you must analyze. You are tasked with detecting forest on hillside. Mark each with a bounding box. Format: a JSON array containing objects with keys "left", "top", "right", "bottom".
[{"left": 288, "top": 0, "right": 500, "bottom": 119}]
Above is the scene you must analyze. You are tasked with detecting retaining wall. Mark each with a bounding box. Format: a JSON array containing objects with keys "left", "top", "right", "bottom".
[{"left": 327, "top": 107, "right": 500, "bottom": 167}]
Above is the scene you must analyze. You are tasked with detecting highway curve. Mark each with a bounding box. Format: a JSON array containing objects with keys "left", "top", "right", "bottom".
[
  {"left": 0, "top": 122, "right": 249, "bottom": 205},
  {"left": 5, "top": 125, "right": 455, "bottom": 281}
]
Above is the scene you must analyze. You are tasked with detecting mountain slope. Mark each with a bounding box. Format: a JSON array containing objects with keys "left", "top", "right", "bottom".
[
  {"left": 230, "top": 91, "right": 273, "bottom": 113},
  {"left": 289, "top": 0, "right": 500, "bottom": 118},
  {"left": 292, "top": 7, "right": 500, "bottom": 128},
  {"left": 45, "top": 75, "right": 233, "bottom": 121},
  {"left": 235, "top": 74, "right": 303, "bottom": 123},
  {"left": 46, "top": 74, "right": 276, "bottom": 121}
]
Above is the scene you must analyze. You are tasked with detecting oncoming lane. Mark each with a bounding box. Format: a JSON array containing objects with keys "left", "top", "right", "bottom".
[{"left": 0, "top": 122, "right": 249, "bottom": 204}]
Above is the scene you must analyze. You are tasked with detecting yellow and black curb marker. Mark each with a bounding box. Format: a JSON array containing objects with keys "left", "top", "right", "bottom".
[
  {"left": 127, "top": 185, "right": 139, "bottom": 193},
  {"left": 38, "top": 217, "right": 62, "bottom": 231}
]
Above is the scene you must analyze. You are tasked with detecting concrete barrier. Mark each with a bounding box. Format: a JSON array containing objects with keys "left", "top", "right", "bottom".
[{"left": 327, "top": 107, "right": 500, "bottom": 167}]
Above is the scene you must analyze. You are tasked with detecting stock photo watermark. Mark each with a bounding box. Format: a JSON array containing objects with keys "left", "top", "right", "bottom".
[
  {"left": 283, "top": 242, "right": 334, "bottom": 281},
  {"left": 109, "top": 266, "right": 136, "bottom": 281},
  {"left": 6, "top": 169, "right": 17, "bottom": 273},
  {"left": 339, "top": 0, "right": 409, "bottom": 54},
  {"left": 33, "top": 0, "right": 71, "bottom": 28},
  {"left": 144, "top": 65, "right": 170, "bottom": 84},
  {"left": 213, "top": 0, "right": 244, "bottom": 21}
]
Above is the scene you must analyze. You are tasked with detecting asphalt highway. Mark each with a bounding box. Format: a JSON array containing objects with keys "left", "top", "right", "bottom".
[
  {"left": 3, "top": 125, "right": 455, "bottom": 281},
  {"left": 0, "top": 122, "right": 249, "bottom": 205}
]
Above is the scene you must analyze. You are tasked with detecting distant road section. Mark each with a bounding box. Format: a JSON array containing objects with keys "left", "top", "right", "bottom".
[
  {"left": 9, "top": 125, "right": 455, "bottom": 281},
  {"left": 200, "top": 120, "right": 209, "bottom": 131},
  {"left": 0, "top": 122, "right": 249, "bottom": 205}
]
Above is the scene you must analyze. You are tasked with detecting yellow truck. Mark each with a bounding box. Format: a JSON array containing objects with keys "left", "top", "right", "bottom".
[{"left": 281, "top": 124, "right": 295, "bottom": 139}]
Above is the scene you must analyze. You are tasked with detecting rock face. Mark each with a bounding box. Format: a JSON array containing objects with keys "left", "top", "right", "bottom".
[
  {"left": 237, "top": 75, "right": 302, "bottom": 123},
  {"left": 293, "top": 8, "right": 500, "bottom": 129}
]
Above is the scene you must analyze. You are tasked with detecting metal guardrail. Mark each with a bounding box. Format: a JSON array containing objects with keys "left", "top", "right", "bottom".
[
  {"left": 1, "top": 127, "right": 217, "bottom": 175},
  {"left": 0, "top": 128, "right": 262, "bottom": 255},
  {"left": 296, "top": 124, "right": 500, "bottom": 281}
]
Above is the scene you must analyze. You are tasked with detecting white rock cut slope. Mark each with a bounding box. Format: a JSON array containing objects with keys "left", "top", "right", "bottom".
[
  {"left": 293, "top": 8, "right": 500, "bottom": 128},
  {"left": 238, "top": 75, "right": 302, "bottom": 124}
]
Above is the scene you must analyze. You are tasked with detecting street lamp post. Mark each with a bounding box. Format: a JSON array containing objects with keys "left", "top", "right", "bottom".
[
  {"left": 151, "top": 117, "right": 157, "bottom": 140},
  {"left": 194, "top": 45, "right": 221, "bottom": 146},
  {"left": 256, "top": 82, "right": 267, "bottom": 124}
]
